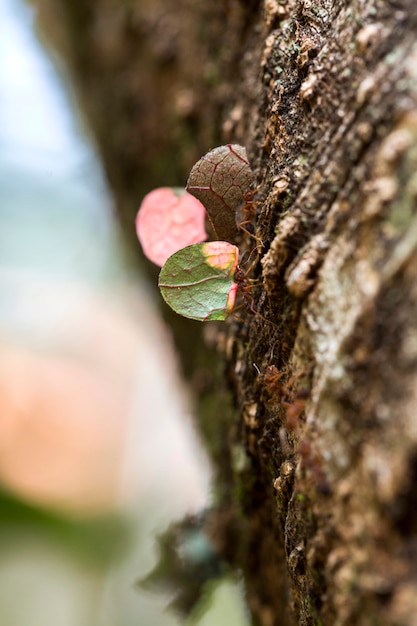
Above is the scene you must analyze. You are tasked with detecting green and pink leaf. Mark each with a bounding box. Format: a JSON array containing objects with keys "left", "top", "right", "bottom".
[{"left": 158, "top": 242, "right": 239, "bottom": 321}]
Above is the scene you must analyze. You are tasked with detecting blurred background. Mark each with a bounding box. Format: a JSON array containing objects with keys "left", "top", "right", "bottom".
[{"left": 0, "top": 0, "right": 248, "bottom": 623}]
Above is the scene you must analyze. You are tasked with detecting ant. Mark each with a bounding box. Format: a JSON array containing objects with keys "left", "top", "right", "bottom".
[
  {"left": 298, "top": 438, "right": 330, "bottom": 494},
  {"left": 263, "top": 364, "right": 285, "bottom": 394},
  {"left": 231, "top": 255, "right": 271, "bottom": 324},
  {"left": 236, "top": 185, "right": 264, "bottom": 249},
  {"left": 261, "top": 365, "right": 308, "bottom": 430},
  {"left": 233, "top": 265, "right": 261, "bottom": 317}
]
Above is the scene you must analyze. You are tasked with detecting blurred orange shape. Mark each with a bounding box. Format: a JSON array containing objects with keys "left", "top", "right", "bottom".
[{"left": 0, "top": 341, "right": 128, "bottom": 515}]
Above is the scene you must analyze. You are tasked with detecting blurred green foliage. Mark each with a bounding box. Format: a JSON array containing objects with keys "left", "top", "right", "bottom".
[{"left": 0, "top": 487, "right": 131, "bottom": 568}]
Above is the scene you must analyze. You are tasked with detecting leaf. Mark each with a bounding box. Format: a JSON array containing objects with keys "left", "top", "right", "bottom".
[
  {"left": 186, "top": 144, "right": 255, "bottom": 242},
  {"left": 136, "top": 187, "right": 207, "bottom": 266},
  {"left": 158, "top": 242, "right": 239, "bottom": 321},
  {"left": 138, "top": 513, "right": 226, "bottom": 619}
]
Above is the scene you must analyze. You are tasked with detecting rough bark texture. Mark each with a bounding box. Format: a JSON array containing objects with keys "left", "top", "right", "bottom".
[{"left": 32, "top": 0, "right": 417, "bottom": 624}]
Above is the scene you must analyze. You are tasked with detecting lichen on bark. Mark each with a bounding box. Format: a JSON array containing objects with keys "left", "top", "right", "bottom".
[{"left": 224, "top": 2, "right": 417, "bottom": 624}]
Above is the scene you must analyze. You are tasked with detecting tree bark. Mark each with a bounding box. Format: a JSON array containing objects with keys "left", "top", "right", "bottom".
[{"left": 32, "top": 0, "right": 417, "bottom": 624}]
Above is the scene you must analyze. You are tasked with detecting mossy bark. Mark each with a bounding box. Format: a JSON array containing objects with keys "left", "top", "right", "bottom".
[{"left": 32, "top": 0, "right": 417, "bottom": 624}]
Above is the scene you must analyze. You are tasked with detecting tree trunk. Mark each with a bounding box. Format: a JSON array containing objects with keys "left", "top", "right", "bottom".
[{"left": 32, "top": 0, "right": 417, "bottom": 624}]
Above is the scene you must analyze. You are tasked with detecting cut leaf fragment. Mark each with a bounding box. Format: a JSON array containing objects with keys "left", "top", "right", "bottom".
[
  {"left": 158, "top": 242, "right": 239, "bottom": 321},
  {"left": 186, "top": 144, "right": 255, "bottom": 242},
  {"left": 136, "top": 187, "right": 208, "bottom": 266}
]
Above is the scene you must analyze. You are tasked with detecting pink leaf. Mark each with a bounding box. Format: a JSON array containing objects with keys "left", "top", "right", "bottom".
[{"left": 136, "top": 187, "right": 208, "bottom": 267}]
